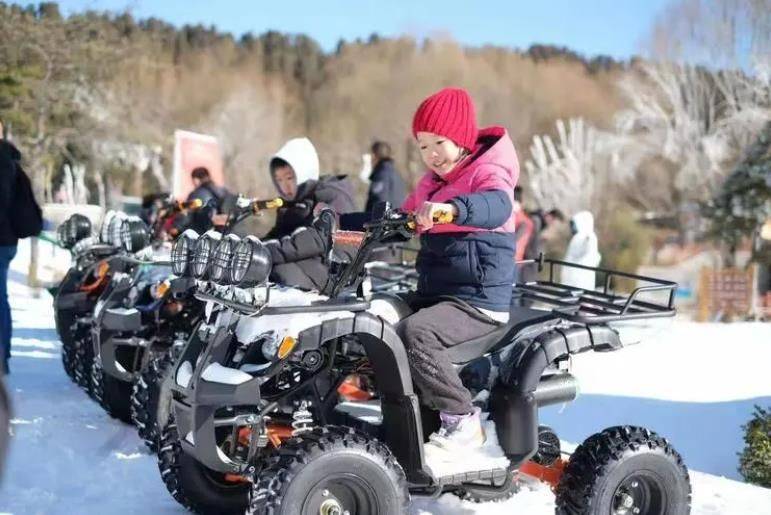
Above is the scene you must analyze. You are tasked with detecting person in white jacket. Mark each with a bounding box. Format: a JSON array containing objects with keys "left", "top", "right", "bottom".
[{"left": 562, "top": 210, "right": 601, "bottom": 290}]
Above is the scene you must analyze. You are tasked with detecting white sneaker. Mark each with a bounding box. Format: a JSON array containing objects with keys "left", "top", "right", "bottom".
[{"left": 424, "top": 408, "right": 485, "bottom": 461}]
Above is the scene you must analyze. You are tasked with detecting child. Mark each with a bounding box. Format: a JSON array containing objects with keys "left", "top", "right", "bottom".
[
  {"left": 398, "top": 87, "right": 519, "bottom": 460},
  {"left": 263, "top": 138, "right": 356, "bottom": 291}
]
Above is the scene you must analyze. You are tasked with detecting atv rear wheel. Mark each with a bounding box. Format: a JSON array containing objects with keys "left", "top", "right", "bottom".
[
  {"left": 555, "top": 426, "right": 691, "bottom": 515},
  {"left": 91, "top": 358, "right": 133, "bottom": 423},
  {"left": 131, "top": 349, "right": 175, "bottom": 453},
  {"left": 248, "top": 425, "right": 408, "bottom": 515},
  {"left": 157, "top": 416, "right": 249, "bottom": 515}
]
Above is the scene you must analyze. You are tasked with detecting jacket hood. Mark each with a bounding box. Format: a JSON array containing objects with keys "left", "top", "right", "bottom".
[
  {"left": 270, "top": 137, "right": 320, "bottom": 185},
  {"left": 442, "top": 126, "right": 519, "bottom": 184},
  {"left": 572, "top": 211, "right": 595, "bottom": 234}
]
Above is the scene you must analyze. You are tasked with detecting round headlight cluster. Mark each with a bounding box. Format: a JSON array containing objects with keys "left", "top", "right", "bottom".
[
  {"left": 171, "top": 231, "right": 272, "bottom": 287},
  {"left": 120, "top": 217, "right": 151, "bottom": 252},
  {"left": 58, "top": 214, "right": 92, "bottom": 249},
  {"left": 171, "top": 229, "right": 199, "bottom": 276},
  {"left": 191, "top": 230, "right": 222, "bottom": 279}
]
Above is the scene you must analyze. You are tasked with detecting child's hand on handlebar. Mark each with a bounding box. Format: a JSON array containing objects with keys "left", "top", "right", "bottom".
[{"left": 415, "top": 202, "right": 456, "bottom": 230}]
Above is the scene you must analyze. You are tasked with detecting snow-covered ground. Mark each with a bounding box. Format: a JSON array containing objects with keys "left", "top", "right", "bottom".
[{"left": 1, "top": 245, "right": 771, "bottom": 514}]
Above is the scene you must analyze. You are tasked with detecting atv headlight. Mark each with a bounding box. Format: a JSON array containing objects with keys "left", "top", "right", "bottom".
[
  {"left": 209, "top": 234, "right": 241, "bottom": 285},
  {"left": 100, "top": 210, "right": 116, "bottom": 243},
  {"left": 108, "top": 213, "right": 127, "bottom": 247},
  {"left": 191, "top": 230, "right": 221, "bottom": 279},
  {"left": 120, "top": 217, "right": 151, "bottom": 252},
  {"left": 68, "top": 214, "right": 92, "bottom": 245},
  {"left": 57, "top": 219, "right": 72, "bottom": 249},
  {"left": 171, "top": 229, "right": 199, "bottom": 276},
  {"left": 231, "top": 236, "right": 272, "bottom": 287}
]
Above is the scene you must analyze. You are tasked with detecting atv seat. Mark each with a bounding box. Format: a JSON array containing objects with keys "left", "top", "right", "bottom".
[{"left": 447, "top": 307, "right": 559, "bottom": 364}]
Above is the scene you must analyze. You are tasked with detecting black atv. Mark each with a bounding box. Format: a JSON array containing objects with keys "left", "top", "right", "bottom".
[
  {"left": 156, "top": 207, "right": 691, "bottom": 515},
  {"left": 54, "top": 211, "right": 131, "bottom": 388}
]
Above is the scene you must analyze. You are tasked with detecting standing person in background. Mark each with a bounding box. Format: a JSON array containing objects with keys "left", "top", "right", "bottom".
[
  {"left": 365, "top": 141, "right": 406, "bottom": 214},
  {"left": 562, "top": 210, "right": 601, "bottom": 290},
  {"left": 513, "top": 186, "right": 534, "bottom": 266},
  {"left": 0, "top": 117, "right": 42, "bottom": 374},
  {"left": 541, "top": 208, "right": 569, "bottom": 260}
]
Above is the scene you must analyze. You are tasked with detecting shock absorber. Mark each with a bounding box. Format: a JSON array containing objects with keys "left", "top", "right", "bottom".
[{"left": 291, "top": 401, "right": 314, "bottom": 436}]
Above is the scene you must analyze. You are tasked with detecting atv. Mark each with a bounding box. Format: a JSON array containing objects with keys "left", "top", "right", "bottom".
[
  {"left": 54, "top": 211, "right": 131, "bottom": 388},
  {"left": 157, "top": 206, "right": 691, "bottom": 515}
]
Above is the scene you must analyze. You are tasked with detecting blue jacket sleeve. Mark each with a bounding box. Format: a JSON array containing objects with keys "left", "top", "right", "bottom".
[{"left": 449, "top": 190, "right": 512, "bottom": 229}]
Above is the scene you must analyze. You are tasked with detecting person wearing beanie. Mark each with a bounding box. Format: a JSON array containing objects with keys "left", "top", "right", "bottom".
[
  {"left": 262, "top": 137, "right": 356, "bottom": 291},
  {"left": 397, "top": 87, "right": 520, "bottom": 469}
]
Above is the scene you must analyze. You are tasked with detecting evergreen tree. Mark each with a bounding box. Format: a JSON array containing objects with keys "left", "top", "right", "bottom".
[{"left": 704, "top": 121, "right": 771, "bottom": 264}]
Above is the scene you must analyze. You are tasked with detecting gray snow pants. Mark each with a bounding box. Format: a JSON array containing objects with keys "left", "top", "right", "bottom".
[{"left": 396, "top": 298, "right": 503, "bottom": 415}]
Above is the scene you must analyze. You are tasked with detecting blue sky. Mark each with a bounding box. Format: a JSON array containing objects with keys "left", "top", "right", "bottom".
[{"left": 27, "top": 0, "right": 673, "bottom": 59}]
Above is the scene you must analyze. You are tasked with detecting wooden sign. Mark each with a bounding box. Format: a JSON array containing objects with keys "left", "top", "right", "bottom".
[{"left": 697, "top": 267, "right": 754, "bottom": 321}]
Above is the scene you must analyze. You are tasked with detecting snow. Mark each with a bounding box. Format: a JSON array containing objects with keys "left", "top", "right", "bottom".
[
  {"left": 200, "top": 362, "right": 253, "bottom": 385},
  {"left": 1, "top": 244, "right": 771, "bottom": 514}
]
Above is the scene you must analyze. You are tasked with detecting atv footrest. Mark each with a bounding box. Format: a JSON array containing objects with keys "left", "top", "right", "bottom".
[{"left": 436, "top": 467, "right": 509, "bottom": 486}]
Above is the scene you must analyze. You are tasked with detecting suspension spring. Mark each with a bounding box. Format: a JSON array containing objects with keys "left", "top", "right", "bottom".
[{"left": 291, "top": 401, "right": 314, "bottom": 436}]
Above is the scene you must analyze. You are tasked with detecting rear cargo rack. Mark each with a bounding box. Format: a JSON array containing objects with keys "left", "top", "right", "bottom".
[{"left": 514, "top": 257, "right": 677, "bottom": 324}]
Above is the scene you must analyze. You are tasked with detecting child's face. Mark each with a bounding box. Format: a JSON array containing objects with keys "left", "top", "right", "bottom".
[
  {"left": 416, "top": 132, "right": 464, "bottom": 177},
  {"left": 273, "top": 164, "right": 297, "bottom": 199}
]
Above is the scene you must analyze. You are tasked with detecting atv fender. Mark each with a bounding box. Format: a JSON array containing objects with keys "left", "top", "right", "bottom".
[
  {"left": 492, "top": 324, "right": 621, "bottom": 467},
  {"left": 297, "top": 312, "right": 433, "bottom": 485}
]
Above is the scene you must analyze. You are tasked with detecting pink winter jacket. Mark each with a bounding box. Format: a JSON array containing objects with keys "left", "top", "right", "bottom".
[{"left": 402, "top": 126, "right": 519, "bottom": 234}]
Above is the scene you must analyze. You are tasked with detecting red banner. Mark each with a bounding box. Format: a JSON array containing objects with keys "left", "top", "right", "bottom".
[{"left": 172, "top": 130, "right": 224, "bottom": 200}]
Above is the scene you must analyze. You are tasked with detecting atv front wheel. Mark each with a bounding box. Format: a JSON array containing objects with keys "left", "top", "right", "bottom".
[
  {"left": 91, "top": 358, "right": 133, "bottom": 423},
  {"left": 131, "top": 349, "right": 175, "bottom": 453},
  {"left": 157, "top": 416, "right": 249, "bottom": 515},
  {"left": 555, "top": 426, "right": 691, "bottom": 515},
  {"left": 72, "top": 327, "right": 95, "bottom": 392},
  {"left": 248, "top": 425, "right": 408, "bottom": 515},
  {"left": 61, "top": 338, "right": 77, "bottom": 381}
]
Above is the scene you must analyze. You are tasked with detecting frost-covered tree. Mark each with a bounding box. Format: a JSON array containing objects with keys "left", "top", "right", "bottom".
[
  {"left": 614, "top": 61, "right": 771, "bottom": 212},
  {"left": 525, "top": 118, "right": 623, "bottom": 215}
]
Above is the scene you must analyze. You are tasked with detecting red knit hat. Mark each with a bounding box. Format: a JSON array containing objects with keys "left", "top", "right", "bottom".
[{"left": 412, "top": 87, "right": 478, "bottom": 150}]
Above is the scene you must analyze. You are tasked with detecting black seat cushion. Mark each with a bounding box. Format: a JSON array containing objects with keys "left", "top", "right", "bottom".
[{"left": 447, "top": 308, "right": 558, "bottom": 364}]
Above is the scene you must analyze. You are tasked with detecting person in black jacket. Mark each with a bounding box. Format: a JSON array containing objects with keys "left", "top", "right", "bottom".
[
  {"left": 264, "top": 138, "right": 356, "bottom": 291},
  {"left": 183, "top": 167, "right": 232, "bottom": 233},
  {"left": 0, "top": 119, "right": 20, "bottom": 374},
  {"left": 365, "top": 141, "right": 406, "bottom": 215}
]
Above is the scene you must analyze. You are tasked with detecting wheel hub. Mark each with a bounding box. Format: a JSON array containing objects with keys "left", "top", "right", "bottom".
[{"left": 318, "top": 488, "right": 349, "bottom": 515}]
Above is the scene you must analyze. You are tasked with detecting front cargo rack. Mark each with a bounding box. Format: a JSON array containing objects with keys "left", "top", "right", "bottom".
[{"left": 514, "top": 257, "right": 677, "bottom": 324}]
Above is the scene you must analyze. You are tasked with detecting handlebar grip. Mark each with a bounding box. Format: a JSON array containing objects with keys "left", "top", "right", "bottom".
[
  {"left": 176, "top": 198, "right": 204, "bottom": 210},
  {"left": 432, "top": 210, "right": 454, "bottom": 224},
  {"left": 251, "top": 198, "right": 285, "bottom": 213}
]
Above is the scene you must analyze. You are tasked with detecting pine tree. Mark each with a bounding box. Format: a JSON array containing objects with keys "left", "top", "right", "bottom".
[
  {"left": 704, "top": 121, "right": 771, "bottom": 264},
  {"left": 738, "top": 405, "right": 771, "bottom": 487}
]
